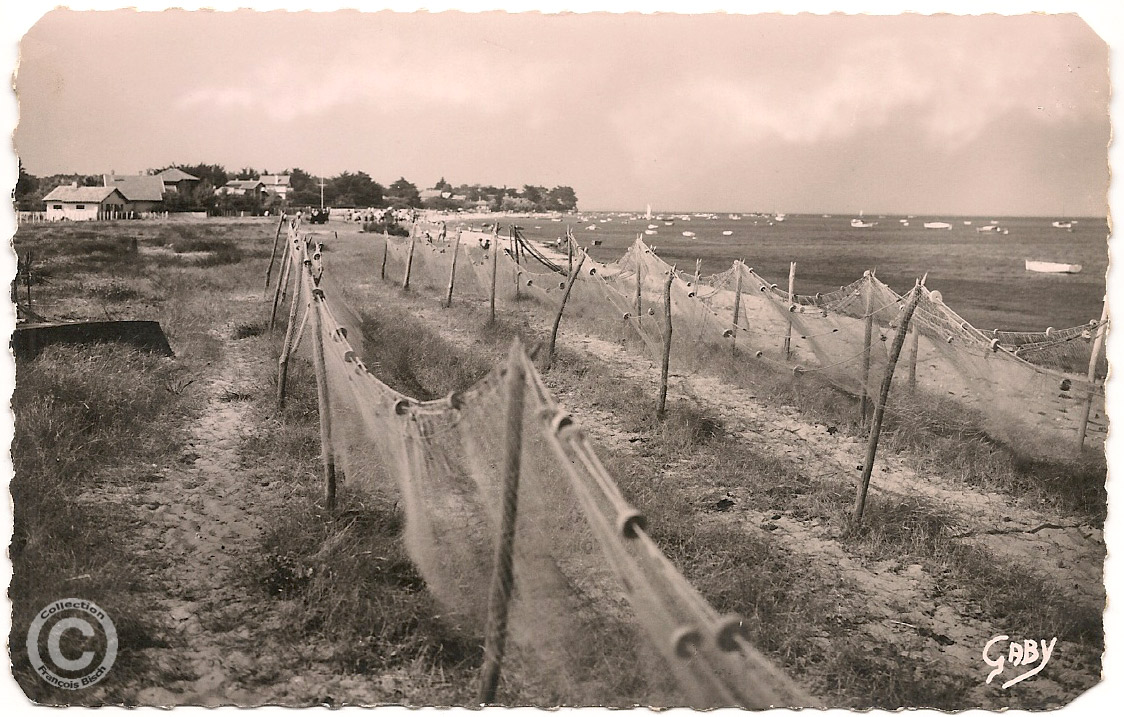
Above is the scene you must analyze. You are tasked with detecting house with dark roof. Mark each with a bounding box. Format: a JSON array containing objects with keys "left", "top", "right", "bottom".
[
  {"left": 44, "top": 184, "right": 129, "bottom": 221},
  {"left": 103, "top": 174, "right": 166, "bottom": 212},
  {"left": 155, "top": 167, "right": 201, "bottom": 194}
]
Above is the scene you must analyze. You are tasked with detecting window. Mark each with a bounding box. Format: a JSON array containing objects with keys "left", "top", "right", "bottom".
[
  {"left": 52, "top": 204, "right": 62, "bottom": 209},
  {"left": 76, "top": 204, "right": 85, "bottom": 209}
]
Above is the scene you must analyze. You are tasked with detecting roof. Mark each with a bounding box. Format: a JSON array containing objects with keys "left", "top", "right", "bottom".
[
  {"left": 44, "top": 185, "right": 126, "bottom": 203},
  {"left": 103, "top": 174, "right": 165, "bottom": 202},
  {"left": 260, "top": 174, "right": 291, "bottom": 186},
  {"left": 156, "top": 167, "right": 200, "bottom": 182},
  {"left": 226, "top": 179, "right": 264, "bottom": 189}
]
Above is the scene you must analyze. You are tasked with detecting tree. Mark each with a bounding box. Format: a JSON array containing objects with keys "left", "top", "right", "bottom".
[
  {"left": 545, "top": 185, "right": 579, "bottom": 212},
  {"left": 234, "top": 167, "right": 260, "bottom": 180},
  {"left": 169, "top": 163, "right": 227, "bottom": 188},
  {"left": 433, "top": 176, "right": 452, "bottom": 192},
  {"left": 329, "top": 171, "right": 384, "bottom": 207},
  {"left": 387, "top": 177, "right": 420, "bottom": 208}
]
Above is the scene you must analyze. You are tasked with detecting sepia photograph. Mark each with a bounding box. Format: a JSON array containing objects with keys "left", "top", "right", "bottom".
[{"left": 3, "top": 1, "right": 1119, "bottom": 713}]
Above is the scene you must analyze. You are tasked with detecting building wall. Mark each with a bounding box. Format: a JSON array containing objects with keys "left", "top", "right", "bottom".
[{"left": 45, "top": 198, "right": 125, "bottom": 221}]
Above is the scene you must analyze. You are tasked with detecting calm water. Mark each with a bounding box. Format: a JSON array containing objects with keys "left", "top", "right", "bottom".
[{"left": 515, "top": 213, "right": 1110, "bottom": 332}]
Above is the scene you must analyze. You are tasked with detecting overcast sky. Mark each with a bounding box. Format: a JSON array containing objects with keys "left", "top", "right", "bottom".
[{"left": 13, "top": 9, "right": 1109, "bottom": 215}]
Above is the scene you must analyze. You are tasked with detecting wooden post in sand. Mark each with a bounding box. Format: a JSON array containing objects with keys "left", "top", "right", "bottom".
[
  {"left": 479, "top": 344, "right": 526, "bottom": 704},
  {"left": 731, "top": 260, "right": 743, "bottom": 350},
  {"left": 277, "top": 244, "right": 308, "bottom": 408},
  {"left": 269, "top": 240, "right": 293, "bottom": 334},
  {"left": 907, "top": 323, "right": 920, "bottom": 391},
  {"left": 444, "top": 231, "right": 462, "bottom": 308},
  {"left": 851, "top": 282, "right": 921, "bottom": 528},
  {"left": 859, "top": 272, "right": 874, "bottom": 425},
  {"left": 380, "top": 235, "right": 389, "bottom": 281},
  {"left": 265, "top": 213, "right": 285, "bottom": 292},
  {"left": 567, "top": 230, "right": 574, "bottom": 276},
  {"left": 489, "top": 235, "right": 499, "bottom": 323},
  {"left": 784, "top": 262, "right": 796, "bottom": 359},
  {"left": 692, "top": 259, "right": 702, "bottom": 296},
  {"left": 1077, "top": 297, "right": 1109, "bottom": 450},
  {"left": 309, "top": 286, "right": 337, "bottom": 511},
  {"left": 657, "top": 268, "right": 675, "bottom": 418},
  {"left": 545, "top": 253, "right": 586, "bottom": 370},
  {"left": 403, "top": 232, "right": 417, "bottom": 290}
]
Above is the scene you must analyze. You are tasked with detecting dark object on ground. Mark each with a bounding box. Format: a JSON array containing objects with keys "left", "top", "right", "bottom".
[
  {"left": 309, "top": 208, "right": 330, "bottom": 224},
  {"left": 12, "top": 321, "right": 174, "bottom": 361}
]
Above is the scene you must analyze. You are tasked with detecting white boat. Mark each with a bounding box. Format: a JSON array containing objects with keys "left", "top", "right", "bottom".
[
  {"left": 644, "top": 229, "right": 657, "bottom": 235},
  {"left": 586, "top": 225, "right": 597, "bottom": 231},
  {"left": 682, "top": 231, "right": 696, "bottom": 237},
  {"left": 663, "top": 220, "right": 674, "bottom": 226},
  {"left": 1052, "top": 220, "right": 1074, "bottom": 229},
  {"left": 1026, "top": 260, "right": 1082, "bottom": 274},
  {"left": 729, "top": 214, "right": 741, "bottom": 220},
  {"left": 647, "top": 223, "right": 659, "bottom": 229},
  {"left": 851, "top": 218, "right": 876, "bottom": 228},
  {"left": 721, "top": 230, "right": 733, "bottom": 236},
  {"left": 924, "top": 221, "right": 953, "bottom": 229},
  {"left": 976, "top": 225, "right": 998, "bottom": 232},
  {"left": 774, "top": 213, "right": 787, "bottom": 222}
]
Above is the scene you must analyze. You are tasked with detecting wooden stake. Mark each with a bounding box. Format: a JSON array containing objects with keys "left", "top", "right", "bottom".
[
  {"left": 851, "top": 284, "right": 921, "bottom": 527},
  {"left": 545, "top": 253, "right": 587, "bottom": 370},
  {"left": 380, "top": 236, "right": 388, "bottom": 280},
  {"left": 269, "top": 242, "right": 293, "bottom": 334},
  {"left": 634, "top": 256, "right": 643, "bottom": 324},
  {"left": 403, "top": 232, "right": 417, "bottom": 290},
  {"left": 490, "top": 232, "right": 499, "bottom": 323},
  {"left": 444, "top": 231, "right": 462, "bottom": 308},
  {"left": 1077, "top": 297, "right": 1109, "bottom": 450},
  {"left": 309, "top": 288, "right": 337, "bottom": 512},
  {"left": 657, "top": 268, "right": 675, "bottom": 418},
  {"left": 265, "top": 213, "right": 285, "bottom": 293},
  {"left": 693, "top": 258, "right": 702, "bottom": 295},
  {"left": 907, "top": 323, "right": 919, "bottom": 391},
  {"left": 859, "top": 273, "right": 874, "bottom": 425},
  {"left": 783, "top": 262, "right": 796, "bottom": 358},
  {"left": 567, "top": 230, "right": 574, "bottom": 276},
  {"left": 731, "top": 260, "right": 743, "bottom": 350},
  {"left": 479, "top": 344, "right": 526, "bottom": 704},
  {"left": 277, "top": 244, "right": 307, "bottom": 408}
]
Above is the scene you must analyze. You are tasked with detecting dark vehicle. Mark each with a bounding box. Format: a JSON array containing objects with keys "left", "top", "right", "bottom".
[{"left": 309, "top": 207, "right": 330, "bottom": 224}]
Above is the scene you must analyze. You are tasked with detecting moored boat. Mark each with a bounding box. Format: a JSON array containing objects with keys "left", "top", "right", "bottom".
[
  {"left": 924, "top": 221, "right": 953, "bottom": 229},
  {"left": 1025, "top": 259, "right": 1082, "bottom": 274}
]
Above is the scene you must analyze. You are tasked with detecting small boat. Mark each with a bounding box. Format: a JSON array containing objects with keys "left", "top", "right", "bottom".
[
  {"left": 1052, "top": 220, "right": 1074, "bottom": 230},
  {"left": 647, "top": 223, "right": 659, "bottom": 229},
  {"left": 774, "top": 213, "right": 787, "bottom": 222},
  {"left": 729, "top": 214, "right": 741, "bottom": 220},
  {"left": 924, "top": 222, "right": 953, "bottom": 229},
  {"left": 682, "top": 231, "right": 696, "bottom": 237},
  {"left": 663, "top": 220, "right": 674, "bottom": 226},
  {"left": 722, "top": 230, "right": 733, "bottom": 236},
  {"left": 644, "top": 229, "right": 657, "bottom": 235},
  {"left": 976, "top": 225, "right": 998, "bottom": 233},
  {"left": 851, "top": 218, "right": 876, "bottom": 228},
  {"left": 1026, "top": 260, "right": 1082, "bottom": 274},
  {"left": 586, "top": 225, "right": 597, "bottom": 231}
]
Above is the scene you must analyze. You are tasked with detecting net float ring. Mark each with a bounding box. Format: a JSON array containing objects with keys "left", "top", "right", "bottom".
[
  {"left": 343, "top": 350, "right": 358, "bottom": 363},
  {"left": 550, "top": 410, "right": 581, "bottom": 441},
  {"left": 793, "top": 366, "right": 805, "bottom": 376},
  {"left": 946, "top": 336, "right": 954, "bottom": 344},
  {"left": 716, "top": 614, "right": 750, "bottom": 652},
  {"left": 759, "top": 285, "right": 769, "bottom": 293},
  {"left": 589, "top": 268, "right": 597, "bottom": 276},
  {"left": 622, "top": 312, "right": 632, "bottom": 320},
  {"left": 1045, "top": 326, "right": 1054, "bottom": 337},
  {"left": 687, "top": 292, "right": 696, "bottom": 298},
  {"left": 1060, "top": 378, "right": 1072, "bottom": 392},
  {"left": 558, "top": 281, "right": 566, "bottom": 290},
  {"left": 647, "top": 307, "right": 655, "bottom": 316},
  {"left": 930, "top": 290, "right": 943, "bottom": 304},
  {"left": 312, "top": 288, "right": 326, "bottom": 299},
  {"left": 617, "top": 509, "right": 648, "bottom": 539},
  {"left": 672, "top": 627, "right": 703, "bottom": 659},
  {"left": 335, "top": 326, "right": 348, "bottom": 340},
  {"left": 755, "top": 351, "right": 764, "bottom": 358},
  {"left": 1089, "top": 318, "right": 1099, "bottom": 327},
  {"left": 1081, "top": 329, "right": 1093, "bottom": 341},
  {"left": 771, "top": 283, "right": 779, "bottom": 290},
  {"left": 526, "top": 279, "right": 534, "bottom": 287},
  {"left": 788, "top": 304, "right": 798, "bottom": 313},
  {"left": 722, "top": 329, "right": 734, "bottom": 338},
  {"left": 989, "top": 339, "right": 1000, "bottom": 352},
  {"left": 822, "top": 310, "right": 829, "bottom": 318},
  {"left": 446, "top": 391, "right": 466, "bottom": 410},
  {"left": 393, "top": 399, "right": 413, "bottom": 416}
]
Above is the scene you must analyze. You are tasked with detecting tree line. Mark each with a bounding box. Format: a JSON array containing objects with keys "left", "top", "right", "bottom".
[{"left": 15, "top": 162, "right": 579, "bottom": 214}]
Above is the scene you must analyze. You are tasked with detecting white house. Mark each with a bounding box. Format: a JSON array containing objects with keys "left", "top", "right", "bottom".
[
  {"left": 103, "top": 174, "right": 166, "bottom": 212},
  {"left": 43, "top": 185, "right": 129, "bottom": 221},
  {"left": 259, "top": 174, "right": 291, "bottom": 199},
  {"left": 218, "top": 179, "right": 265, "bottom": 197}
]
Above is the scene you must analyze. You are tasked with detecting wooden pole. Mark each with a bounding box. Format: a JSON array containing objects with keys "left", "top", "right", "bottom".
[
  {"left": 907, "top": 323, "right": 919, "bottom": 391},
  {"left": 859, "top": 272, "right": 874, "bottom": 425},
  {"left": 380, "top": 236, "right": 389, "bottom": 281},
  {"left": 490, "top": 234, "right": 499, "bottom": 323},
  {"left": 545, "top": 253, "right": 587, "bottom": 370},
  {"left": 657, "top": 268, "right": 675, "bottom": 418},
  {"left": 265, "top": 213, "right": 285, "bottom": 293},
  {"left": 731, "top": 260, "right": 743, "bottom": 349},
  {"left": 567, "top": 230, "right": 574, "bottom": 276},
  {"left": 309, "top": 287, "right": 337, "bottom": 512},
  {"left": 444, "top": 231, "right": 462, "bottom": 308},
  {"left": 784, "top": 262, "right": 796, "bottom": 359},
  {"left": 277, "top": 245, "right": 307, "bottom": 408},
  {"left": 693, "top": 259, "right": 702, "bottom": 296},
  {"left": 851, "top": 284, "right": 922, "bottom": 528},
  {"left": 403, "top": 232, "right": 417, "bottom": 290},
  {"left": 1077, "top": 297, "right": 1109, "bottom": 450},
  {"left": 269, "top": 241, "right": 293, "bottom": 334},
  {"left": 479, "top": 344, "right": 526, "bottom": 704}
]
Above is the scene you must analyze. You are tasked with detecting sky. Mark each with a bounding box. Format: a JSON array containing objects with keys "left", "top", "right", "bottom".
[{"left": 11, "top": 8, "right": 1111, "bottom": 216}]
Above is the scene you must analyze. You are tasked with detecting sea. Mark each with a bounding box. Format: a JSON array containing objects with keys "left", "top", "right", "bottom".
[{"left": 514, "top": 212, "right": 1110, "bottom": 332}]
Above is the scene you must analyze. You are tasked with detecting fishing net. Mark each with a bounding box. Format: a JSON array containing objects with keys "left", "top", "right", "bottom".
[{"left": 276, "top": 222, "right": 812, "bottom": 708}]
